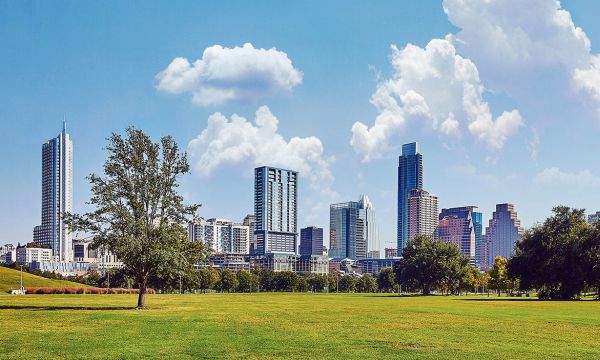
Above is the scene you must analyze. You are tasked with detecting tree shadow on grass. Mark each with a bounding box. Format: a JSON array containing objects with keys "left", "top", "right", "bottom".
[
  {"left": 455, "top": 298, "right": 563, "bottom": 302},
  {"left": 0, "top": 305, "right": 139, "bottom": 311}
]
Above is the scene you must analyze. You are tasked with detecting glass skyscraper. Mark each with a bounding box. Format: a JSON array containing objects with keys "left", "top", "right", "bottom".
[
  {"left": 482, "top": 203, "right": 524, "bottom": 269},
  {"left": 253, "top": 166, "right": 298, "bottom": 255},
  {"left": 397, "top": 142, "right": 423, "bottom": 256},
  {"left": 437, "top": 206, "right": 480, "bottom": 259},
  {"left": 33, "top": 122, "right": 73, "bottom": 262},
  {"left": 329, "top": 195, "right": 377, "bottom": 259},
  {"left": 299, "top": 226, "right": 324, "bottom": 256}
]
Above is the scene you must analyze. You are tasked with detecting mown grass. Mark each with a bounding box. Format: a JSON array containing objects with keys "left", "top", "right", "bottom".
[
  {"left": 0, "top": 292, "right": 598, "bottom": 359},
  {"left": 0, "top": 267, "right": 90, "bottom": 293}
]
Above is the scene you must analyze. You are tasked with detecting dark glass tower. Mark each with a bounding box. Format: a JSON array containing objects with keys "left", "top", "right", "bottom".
[
  {"left": 397, "top": 142, "right": 422, "bottom": 256},
  {"left": 299, "top": 226, "right": 323, "bottom": 256}
]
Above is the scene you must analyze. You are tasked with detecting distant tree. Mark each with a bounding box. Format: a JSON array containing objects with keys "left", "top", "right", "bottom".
[
  {"left": 253, "top": 267, "right": 274, "bottom": 292},
  {"left": 85, "top": 270, "right": 102, "bottom": 287},
  {"left": 273, "top": 271, "right": 298, "bottom": 292},
  {"left": 216, "top": 269, "right": 238, "bottom": 293},
  {"left": 508, "top": 207, "right": 590, "bottom": 299},
  {"left": 466, "top": 267, "right": 482, "bottom": 294},
  {"left": 583, "top": 224, "right": 600, "bottom": 298},
  {"left": 236, "top": 271, "right": 255, "bottom": 293},
  {"left": 197, "top": 267, "right": 216, "bottom": 293},
  {"left": 487, "top": 257, "right": 509, "bottom": 295},
  {"left": 356, "top": 274, "right": 377, "bottom": 293},
  {"left": 66, "top": 128, "right": 208, "bottom": 308},
  {"left": 295, "top": 276, "right": 310, "bottom": 292},
  {"left": 395, "top": 235, "right": 470, "bottom": 295},
  {"left": 338, "top": 275, "right": 356, "bottom": 293},
  {"left": 377, "top": 268, "right": 396, "bottom": 293},
  {"left": 327, "top": 273, "right": 339, "bottom": 292},
  {"left": 308, "top": 275, "right": 328, "bottom": 292}
]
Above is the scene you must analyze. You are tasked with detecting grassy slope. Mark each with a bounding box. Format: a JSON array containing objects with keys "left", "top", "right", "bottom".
[
  {"left": 0, "top": 267, "right": 90, "bottom": 293},
  {"left": 0, "top": 293, "right": 598, "bottom": 359}
]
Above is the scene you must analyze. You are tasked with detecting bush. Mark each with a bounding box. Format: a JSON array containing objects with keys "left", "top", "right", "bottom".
[{"left": 24, "top": 287, "right": 152, "bottom": 295}]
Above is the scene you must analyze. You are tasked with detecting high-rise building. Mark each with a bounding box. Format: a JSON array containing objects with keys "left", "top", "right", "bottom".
[
  {"left": 243, "top": 214, "right": 256, "bottom": 253},
  {"left": 407, "top": 189, "right": 438, "bottom": 242},
  {"left": 329, "top": 195, "right": 378, "bottom": 259},
  {"left": 482, "top": 203, "right": 524, "bottom": 269},
  {"left": 588, "top": 211, "right": 600, "bottom": 225},
  {"left": 384, "top": 247, "right": 398, "bottom": 259},
  {"left": 437, "top": 206, "right": 478, "bottom": 258},
  {"left": 188, "top": 218, "right": 250, "bottom": 254},
  {"left": 397, "top": 142, "right": 423, "bottom": 255},
  {"left": 253, "top": 166, "right": 298, "bottom": 255},
  {"left": 33, "top": 122, "right": 73, "bottom": 262},
  {"left": 472, "top": 210, "right": 483, "bottom": 265},
  {"left": 300, "top": 226, "right": 324, "bottom": 256}
]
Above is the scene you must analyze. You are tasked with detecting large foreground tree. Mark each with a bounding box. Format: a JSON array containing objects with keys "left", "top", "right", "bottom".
[{"left": 68, "top": 128, "right": 207, "bottom": 308}]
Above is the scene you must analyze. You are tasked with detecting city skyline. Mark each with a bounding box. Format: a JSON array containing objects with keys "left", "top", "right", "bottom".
[{"left": 2, "top": 1, "right": 600, "bottom": 250}]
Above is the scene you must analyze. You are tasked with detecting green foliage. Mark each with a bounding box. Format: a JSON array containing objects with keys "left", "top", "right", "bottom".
[
  {"left": 197, "top": 267, "right": 218, "bottom": 293},
  {"left": 236, "top": 271, "right": 259, "bottom": 293},
  {"left": 356, "top": 274, "right": 378, "bottom": 293},
  {"left": 507, "top": 206, "right": 597, "bottom": 299},
  {"left": 272, "top": 271, "right": 298, "bottom": 292},
  {"left": 308, "top": 275, "right": 328, "bottom": 292},
  {"left": 394, "top": 235, "right": 470, "bottom": 295},
  {"left": 253, "top": 267, "right": 274, "bottom": 291},
  {"left": 295, "top": 276, "right": 310, "bottom": 292},
  {"left": 66, "top": 128, "right": 208, "bottom": 308},
  {"left": 327, "top": 274, "right": 339, "bottom": 292},
  {"left": 377, "top": 268, "right": 396, "bottom": 292},
  {"left": 338, "top": 276, "right": 356, "bottom": 293},
  {"left": 216, "top": 269, "right": 238, "bottom": 293}
]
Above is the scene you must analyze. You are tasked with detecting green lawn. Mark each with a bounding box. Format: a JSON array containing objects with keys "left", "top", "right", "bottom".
[
  {"left": 0, "top": 267, "right": 90, "bottom": 293},
  {"left": 0, "top": 293, "right": 598, "bottom": 359}
]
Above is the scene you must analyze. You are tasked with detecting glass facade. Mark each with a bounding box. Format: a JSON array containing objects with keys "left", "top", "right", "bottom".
[
  {"left": 329, "top": 195, "right": 377, "bottom": 259},
  {"left": 397, "top": 142, "right": 423, "bottom": 255},
  {"left": 300, "top": 226, "right": 324, "bottom": 256},
  {"left": 437, "top": 206, "right": 478, "bottom": 258}
]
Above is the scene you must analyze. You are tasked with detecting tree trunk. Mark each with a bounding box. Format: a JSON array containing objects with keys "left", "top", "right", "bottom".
[{"left": 137, "top": 281, "right": 147, "bottom": 309}]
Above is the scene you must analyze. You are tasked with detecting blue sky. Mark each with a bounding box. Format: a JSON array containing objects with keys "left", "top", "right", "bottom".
[{"left": 1, "top": 0, "right": 600, "bottom": 251}]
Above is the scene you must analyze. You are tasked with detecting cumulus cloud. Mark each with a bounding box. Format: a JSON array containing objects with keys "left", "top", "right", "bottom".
[
  {"left": 444, "top": 0, "right": 600, "bottom": 116},
  {"left": 351, "top": 39, "right": 523, "bottom": 161},
  {"left": 534, "top": 167, "right": 600, "bottom": 188},
  {"left": 187, "top": 106, "right": 337, "bottom": 218},
  {"left": 156, "top": 43, "right": 303, "bottom": 106}
]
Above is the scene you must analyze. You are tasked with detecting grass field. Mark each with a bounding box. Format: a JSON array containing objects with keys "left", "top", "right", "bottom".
[
  {"left": 0, "top": 293, "right": 598, "bottom": 359},
  {"left": 0, "top": 267, "right": 90, "bottom": 293}
]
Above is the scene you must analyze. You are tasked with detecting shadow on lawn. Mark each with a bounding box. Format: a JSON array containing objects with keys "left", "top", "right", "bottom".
[{"left": 0, "top": 305, "right": 138, "bottom": 311}]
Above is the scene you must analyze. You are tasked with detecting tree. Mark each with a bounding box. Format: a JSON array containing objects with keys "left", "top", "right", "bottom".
[
  {"left": 308, "top": 275, "right": 328, "bottom": 292},
  {"left": 253, "top": 267, "right": 274, "bottom": 292},
  {"left": 338, "top": 276, "right": 356, "bottom": 292},
  {"left": 508, "top": 206, "right": 590, "bottom": 299},
  {"left": 394, "top": 235, "right": 470, "bottom": 295},
  {"left": 197, "top": 267, "right": 217, "bottom": 293},
  {"left": 356, "top": 274, "right": 377, "bottom": 293},
  {"left": 583, "top": 224, "right": 600, "bottom": 298},
  {"left": 272, "top": 271, "right": 298, "bottom": 292},
  {"left": 377, "top": 268, "right": 396, "bottom": 292},
  {"left": 215, "top": 269, "right": 238, "bottom": 292},
  {"left": 67, "top": 128, "right": 208, "bottom": 308},
  {"left": 466, "top": 267, "right": 483, "bottom": 294},
  {"left": 296, "top": 276, "right": 310, "bottom": 292},
  {"left": 487, "top": 257, "right": 509, "bottom": 295},
  {"left": 327, "top": 273, "right": 339, "bottom": 292},
  {"left": 236, "top": 271, "right": 258, "bottom": 293}
]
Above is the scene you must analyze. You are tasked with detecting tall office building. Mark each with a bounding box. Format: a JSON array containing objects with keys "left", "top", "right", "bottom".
[
  {"left": 482, "top": 203, "right": 524, "bottom": 268},
  {"left": 407, "top": 189, "right": 438, "bottom": 242},
  {"left": 253, "top": 166, "right": 298, "bottom": 255},
  {"left": 329, "top": 195, "right": 378, "bottom": 259},
  {"left": 188, "top": 218, "right": 250, "bottom": 254},
  {"left": 300, "top": 226, "right": 324, "bottom": 256},
  {"left": 588, "top": 211, "right": 600, "bottom": 225},
  {"left": 437, "top": 206, "right": 479, "bottom": 258},
  {"left": 33, "top": 122, "right": 73, "bottom": 262},
  {"left": 397, "top": 142, "right": 423, "bottom": 255},
  {"left": 243, "top": 214, "right": 255, "bottom": 253}
]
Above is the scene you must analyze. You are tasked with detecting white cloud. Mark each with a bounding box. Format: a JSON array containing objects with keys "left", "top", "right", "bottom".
[
  {"left": 351, "top": 39, "right": 522, "bottom": 161},
  {"left": 444, "top": 0, "right": 600, "bottom": 117},
  {"left": 187, "top": 106, "right": 337, "bottom": 220},
  {"left": 534, "top": 167, "right": 600, "bottom": 188},
  {"left": 156, "top": 43, "right": 303, "bottom": 106}
]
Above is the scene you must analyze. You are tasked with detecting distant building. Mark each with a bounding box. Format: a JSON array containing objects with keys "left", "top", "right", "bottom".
[
  {"left": 4, "top": 250, "right": 16, "bottom": 264},
  {"left": 188, "top": 218, "right": 250, "bottom": 254},
  {"left": 384, "top": 247, "right": 397, "bottom": 259},
  {"left": 296, "top": 255, "right": 329, "bottom": 275},
  {"left": 243, "top": 214, "right": 256, "bottom": 253},
  {"left": 437, "top": 206, "right": 479, "bottom": 259},
  {"left": 329, "top": 195, "right": 378, "bottom": 259},
  {"left": 0, "top": 244, "right": 15, "bottom": 261},
  {"left": 482, "top": 204, "right": 524, "bottom": 269},
  {"left": 356, "top": 258, "right": 400, "bottom": 276},
  {"left": 16, "top": 247, "right": 52, "bottom": 265},
  {"left": 251, "top": 253, "right": 298, "bottom": 272},
  {"left": 589, "top": 211, "right": 600, "bottom": 225},
  {"left": 300, "top": 226, "right": 324, "bottom": 256},
  {"left": 33, "top": 122, "right": 73, "bottom": 262},
  {"left": 407, "top": 189, "right": 438, "bottom": 242},
  {"left": 253, "top": 166, "right": 298, "bottom": 255},
  {"left": 398, "top": 142, "right": 423, "bottom": 256}
]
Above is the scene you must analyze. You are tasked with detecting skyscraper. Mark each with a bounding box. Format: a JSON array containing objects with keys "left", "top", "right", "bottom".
[
  {"left": 300, "top": 226, "right": 324, "bottom": 256},
  {"left": 407, "top": 189, "right": 438, "bottom": 242},
  {"left": 483, "top": 203, "right": 524, "bottom": 268},
  {"left": 397, "top": 142, "right": 423, "bottom": 256},
  {"left": 253, "top": 166, "right": 298, "bottom": 255},
  {"left": 329, "top": 195, "right": 378, "bottom": 259},
  {"left": 243, "top": 214, "right": 255, "bottom": 253},
  {"left": 33, "top": 122, "right": 73, "bottom": 262},
  {"left": 437, "top": 206, "right": 478, "bottom": 258}
]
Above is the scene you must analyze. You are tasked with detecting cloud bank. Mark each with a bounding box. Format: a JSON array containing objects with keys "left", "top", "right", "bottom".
[{"left": 156, "top": 43, "right": 303, "bottom": 106}]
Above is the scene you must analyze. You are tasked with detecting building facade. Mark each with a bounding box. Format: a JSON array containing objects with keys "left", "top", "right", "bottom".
[
  {"left": 300, "top": 226, "right": 324, "bottom": 256},
  {"left": 329, "top": 195, "right": 378, "bottom": 259},
  {"left": 33, "top": 122, "right": 73, "bottom": 262},
  {"left": 188, "top": 218, "right": 250, "bottom": 254},
  {"left": 589, "top": 211, "right": 600, "bottom": 225},
  {"left": 243, "top": 214, "right": 256, "bottom": 253},
  {"left": 16, "top": 247, "right": 53, "bottom": 264},
  {"left": 384, "top": 247, "right": 398, "bottom": 259},
  {"left": 407, "top": 189, "right": 438, "bottom": 242},
  {"left": 482, "top": 203, "right": 524, "bottom": 269},
  {"left": 437, "top": 206, "right": 479, "bottom": 259},
  {"left": 253, "top": 166, "right": 298, "bottom": 255},
  {"left": 397, "top": 142, "right": 423, "bottom": 256}
]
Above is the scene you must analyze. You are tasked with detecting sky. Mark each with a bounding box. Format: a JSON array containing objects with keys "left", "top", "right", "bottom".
[{"left": 1, "top": 0, "right": 600, "bottom": 252}]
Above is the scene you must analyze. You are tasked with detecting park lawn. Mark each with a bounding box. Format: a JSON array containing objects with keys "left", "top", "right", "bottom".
[
  {"left": 0, "top": 267, "right": 90, "bottom": 293},
  {"left": 0, "top": 293, "right": 598, "bottom": 359}
]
